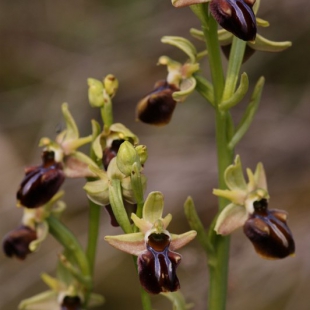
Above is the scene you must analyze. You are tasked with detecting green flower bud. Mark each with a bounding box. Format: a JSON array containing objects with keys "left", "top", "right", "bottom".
[
  {"left": 116, "top": 141, "right": 140, "bottom": 176},
  {"left": 135, "top": 145, "right": 148, "bottom": 165},
  {"left": 103, "top": 74, "right": 119, "bottom": 97},
  {"left": 87, "top": 78, "right": 104, "bottom": 108}
]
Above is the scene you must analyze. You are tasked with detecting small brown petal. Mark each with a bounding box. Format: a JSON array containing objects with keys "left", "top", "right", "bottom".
[
  {"left": 17, "top": 151, "right": 65, "bottom": 208},
  {"left": 2, "top": 225, "right": 37, "bottom": 260},
  {"left": 136, "top": 80, "right": 179, "bottom": 126},
  {"left": 210, "top": 0, "right": 257, "bottom": 41}
]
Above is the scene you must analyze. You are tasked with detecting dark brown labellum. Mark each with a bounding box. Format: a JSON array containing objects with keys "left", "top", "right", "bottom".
[
  {"left": 61, "top": 296, "right": 82, "bottom": 310},
  {"left": 2, "top": 225, "right": 37, "bottom": 260},
  {"left": 138, "top": 233, "right": 181, "bottom": 294},
  {"left": 16, "top": 151, "right": 65, "bottom": 208},
  {"left": 243, "top": 199, "right": 295, "bottom": 259},
  {"left": 136, "top": 80, "right": 179, "bottom": 126},
  {"left": 210, "top": 0, "right": 257, "bottom": 41}
]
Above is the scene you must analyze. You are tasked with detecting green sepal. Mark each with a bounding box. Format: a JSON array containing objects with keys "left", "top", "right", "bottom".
[
  {"left": 109, "top": 178, "right": 133, "bottom": 234},
  {"left": 161, "top": 36, "right": 197, "bottom": 63},
  {"left": 224, "top": 155, "right": 247, "bottom": 191},
  {"left": 143, "top": 191, "right": 165, "bottom": 225},
  {"left": 104, "top": 232, "right": 144, "bottom": 256},
  {"left": 184, "top": 196, "right": 208, "bottom": 253},
  {"left": 219, "top": 72, "right": 249, "bottom": 110},
  {"left": 214, "top": 203, "right": 248, "bottom": 235},
  {"left": 228, "top": 77, "right": 265, "bottom": 149},
  {"left": 18, "top": 290, "right": 58, "bottom": 310},
  {"left": 161, "top": 291, "right": 194, "bottom": 310},
  {"left": 194, "top": 75, "right": 214, "bottom": 106},
  {"left": 87, "top": 78, "right": 104, "bottom": 108},
  {"left": 58, "top": 103, "right": 79, "bottom": 142},
  {"left": 109, "top": 123, "right": 139, "bottom": 145}
]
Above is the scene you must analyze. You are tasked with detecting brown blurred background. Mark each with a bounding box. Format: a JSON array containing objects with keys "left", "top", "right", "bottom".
[{"left": 1, "top": 0, "right": 310, "bottom": 309}]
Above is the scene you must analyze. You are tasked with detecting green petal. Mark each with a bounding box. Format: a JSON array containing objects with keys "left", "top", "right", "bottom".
[
  {"left": 172, "top": 77, "right": 196, "bottom": 102},
  {"left": 214, "top": 203, "right": 248, "bottom": 235},
  {"left": 143, "top": 191, "right": 165, "bottom": 224},
  {"left": 161, "top": 36, "right": 197, "bottom": 63},
  {"left": 253, "top": 162, "right": 268, "bottom": 191},
  {"left": 224, "top": 155, "right": 247, "bottom": 191},
  {"left": 29, "top": 221, "right": 49, "bottom": 252},
  {"left": 104, "top": 232, "right": 145, "bottom": 255},
  {"left": 248, "top": 34, "right": 292, "bottom": 52},
  {"left": 213, "top": 188, "right": 246, "bottom": 205}
]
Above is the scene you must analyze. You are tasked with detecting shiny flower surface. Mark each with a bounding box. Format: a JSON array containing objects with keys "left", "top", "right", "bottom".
[
  {"left": 136, "top": 80, "right": 179, "bottom": 126},
  {"left": 105, "top": 191, "right": 196, "bottom": 293},
  {"left": 213, "top": 156, "right": 295, "bottom": 259},
  {"left": 17, "top": 151, "right": 65, "bottom": 208},
  {"left": 2, "top": 225, "right": 37, "bottom": 260}
]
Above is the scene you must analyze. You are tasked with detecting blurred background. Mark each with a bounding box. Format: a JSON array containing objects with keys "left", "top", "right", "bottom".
[{"left": 1, "top": 0, "right": 310, "bottom": 309}]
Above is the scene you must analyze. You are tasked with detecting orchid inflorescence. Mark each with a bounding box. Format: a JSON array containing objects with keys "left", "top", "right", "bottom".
[{"left": 2, "top": 1, "right": 295, "bottom": 309}]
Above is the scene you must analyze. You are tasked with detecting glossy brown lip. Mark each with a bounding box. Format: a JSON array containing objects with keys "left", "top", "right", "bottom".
[{"left": 210, "top": 0, "right": 257, "bottom": 41}]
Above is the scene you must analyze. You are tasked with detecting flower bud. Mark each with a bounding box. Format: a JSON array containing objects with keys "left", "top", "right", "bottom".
[
  {"left": 61, "top": 296, "right": 82, "bottom": 310},
  {"left": 102, "top": 139, "right": 125, "bottom": 170},
  {"left": 103, "top": 74, "right": 119, "bottom": 97},
  {"left": 243, "top": 199, "right": 295, "bottom": 259},
  {"left": 17, "top": 151, "right": 65, "bottom": 208},
  {"left": 2, "top": 225, "right": 37, "bottom": 260},
  {"left": 116, "top": 141, "right": 140, "bottom": 176},
  {"left": 136, "top": 80, "right": 179, "bottom": 126},
  {"left": 87, "top": 78, "right": 104, "bottom": 108},
  {"left": 210, "top": 0, "right": 257, "bottom": 41}
]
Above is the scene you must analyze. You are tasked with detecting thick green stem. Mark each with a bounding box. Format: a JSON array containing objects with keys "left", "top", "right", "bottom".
[
  {"left": 192, "top": 4, "right": 248, "bottom": 310},
  {"left": 86, "top": 200, "right": 102, "bottom": 275}
]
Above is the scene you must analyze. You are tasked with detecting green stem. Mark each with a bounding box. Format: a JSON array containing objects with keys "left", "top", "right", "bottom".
[
  {"left": 46, "top": 216, "right": 91, "bottom": 284},
  {"left": 193, "top": 4, "right": 248, "bottom": 310},
  {"left": 86, "top": 200, "right": 102, "bottom": 275}
]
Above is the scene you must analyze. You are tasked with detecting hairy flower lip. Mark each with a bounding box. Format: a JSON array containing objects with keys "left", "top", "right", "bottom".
[
  {"left": 17, "top": 151, "right": 65, "bottom": 209},
  {"left": 210, "top": 0, "right": 257, "bottom": 41},
  {"left": 244, "top": 202, "right": 295, "bottom": 259},
  {"left": 2, "top": 225, "right": 37, "bottom": 260},
  {"left": 136, "top": 80, "right": 179, "bottom": 126}
]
